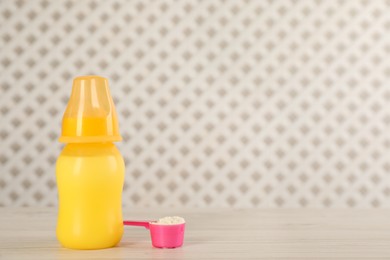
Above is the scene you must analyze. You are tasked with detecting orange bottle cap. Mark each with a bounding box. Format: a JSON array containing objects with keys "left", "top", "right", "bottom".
[{"left": 59, "top": 76, "right": 122, "bottom": 143}]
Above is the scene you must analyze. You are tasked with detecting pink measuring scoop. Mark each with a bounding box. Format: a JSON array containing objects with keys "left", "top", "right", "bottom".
[{"left": 123, "top": 220, "right": 185, "bottom": 248}]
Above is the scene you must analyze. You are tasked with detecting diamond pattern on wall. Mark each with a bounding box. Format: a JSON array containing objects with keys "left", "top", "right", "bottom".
[{"left": 0, "top": 0, "right": 389, "bottom": 207}]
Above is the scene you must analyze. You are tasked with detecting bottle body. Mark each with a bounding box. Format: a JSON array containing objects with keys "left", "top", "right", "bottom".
[{"left": 56, "top": 143, "right": 124, "bottom": 249}]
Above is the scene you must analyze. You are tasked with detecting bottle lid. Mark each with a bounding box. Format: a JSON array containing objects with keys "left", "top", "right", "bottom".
[{"left": 59, "top": 76, "right": 122, "bottom": 143}]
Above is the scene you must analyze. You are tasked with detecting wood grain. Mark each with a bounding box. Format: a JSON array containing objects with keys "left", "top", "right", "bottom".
[{"left": 1, "top": 208, "right": 390, "bottom": 259}]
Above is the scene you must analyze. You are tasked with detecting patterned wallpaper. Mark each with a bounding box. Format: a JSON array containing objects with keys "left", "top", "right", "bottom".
[{"left": 1, "top": 0, "right": 389, "bottom": 208}]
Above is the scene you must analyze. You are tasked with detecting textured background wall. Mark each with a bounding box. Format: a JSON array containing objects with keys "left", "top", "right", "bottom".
[{"left": 1, "top": 0, "right": 389, "bottom": 208}]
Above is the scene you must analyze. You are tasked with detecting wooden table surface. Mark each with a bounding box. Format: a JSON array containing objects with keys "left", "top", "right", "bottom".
[{"left": 1, "top": 208, "right": 390, "bottom": 259}]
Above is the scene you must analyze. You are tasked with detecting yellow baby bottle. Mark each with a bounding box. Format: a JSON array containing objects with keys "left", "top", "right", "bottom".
[{"left": 56, "top": 76, "right": 125, "bottom": 249}]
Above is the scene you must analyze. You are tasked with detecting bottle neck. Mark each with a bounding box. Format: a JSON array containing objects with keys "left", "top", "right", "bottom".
[{"left": 61, "top": 142, "right": 119, "bottom": 157}]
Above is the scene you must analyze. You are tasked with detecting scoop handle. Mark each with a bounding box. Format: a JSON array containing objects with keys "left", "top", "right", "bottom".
[{"left": 123, "top": 221, "right": 151, "bottom": 229}]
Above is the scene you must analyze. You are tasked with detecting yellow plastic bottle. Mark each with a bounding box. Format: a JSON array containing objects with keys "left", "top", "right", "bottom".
[{"left": 56, "top": 76, "right": 125, "bottom": 249}]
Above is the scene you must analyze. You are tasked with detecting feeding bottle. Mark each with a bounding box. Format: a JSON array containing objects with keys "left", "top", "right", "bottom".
[{"left": 56, "top": 76, "right": 125, "bottom": 249}]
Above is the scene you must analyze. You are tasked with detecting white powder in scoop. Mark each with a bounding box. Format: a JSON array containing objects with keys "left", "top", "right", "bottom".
[{"left": 155, "top": 216, "right": 185, "bottom": 225}]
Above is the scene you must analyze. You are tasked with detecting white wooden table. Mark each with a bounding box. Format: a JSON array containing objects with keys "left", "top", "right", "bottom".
[{"left": 1, "top": 208, "right": 390, "bottom": 259}]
